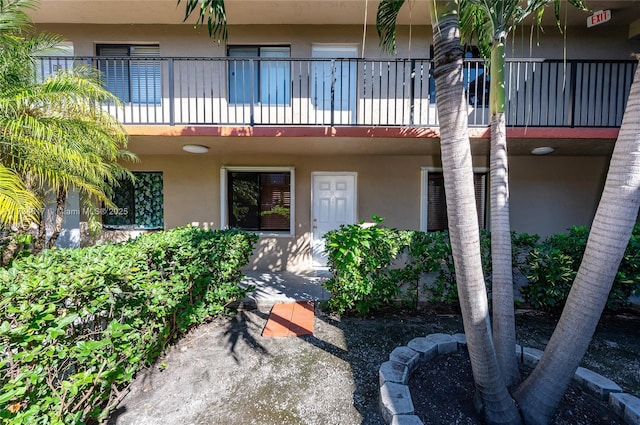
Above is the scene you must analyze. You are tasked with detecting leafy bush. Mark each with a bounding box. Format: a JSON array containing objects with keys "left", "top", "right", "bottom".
[
  {"left": 0, "top": 227, "right": 257, "bottom": 424},
  {"left": 323, "top": 219, "right": 640, "bottom": 316},
  {"left": 520, "top": 225, "right": 640, "bottom": 312},
  {"left": 323, "top": 216, "right": 408, "bottom": 315}
]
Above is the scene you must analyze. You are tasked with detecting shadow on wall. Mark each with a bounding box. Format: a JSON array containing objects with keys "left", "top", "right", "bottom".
[
  {"left": 246, "top": 232, "right": 311, "bottom": 272},
  {"left": 80, "top": 222, "right": 216, "bottom": 247}
]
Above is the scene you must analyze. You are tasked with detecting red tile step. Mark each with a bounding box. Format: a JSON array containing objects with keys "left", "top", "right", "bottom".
[{"left": 262, "top": 301, "right": 314, "bottom": 337}]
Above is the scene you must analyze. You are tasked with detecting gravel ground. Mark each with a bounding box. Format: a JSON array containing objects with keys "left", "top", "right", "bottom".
[
  {"left": 411, "top": 351, "right": 624, "bottom": 425},
  {"left": 107, "top": 306, "right": 640, "bottom": 425}
]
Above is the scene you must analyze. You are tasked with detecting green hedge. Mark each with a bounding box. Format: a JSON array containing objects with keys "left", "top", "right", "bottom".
[
  {"left": 323, "top": 220, "right": 640, "bottom": 316},
  {"left": 0, "top": 227, "right": 257, "bottom": 424},
  {"left": 520, "top": 225, "right": 640, "bottom": 312}
]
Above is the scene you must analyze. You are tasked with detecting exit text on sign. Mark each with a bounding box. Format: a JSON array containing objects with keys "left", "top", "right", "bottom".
[{"left": 587, "top": 10, "right": 611, "bottom": 28}]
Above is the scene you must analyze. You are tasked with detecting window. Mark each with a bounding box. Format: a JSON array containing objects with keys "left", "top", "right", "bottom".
[
  {"left": 429, "top": 46, "right": 489, "bottom": 107},
  {"left": 36, "top": 42, "right": 74, "bottom": 82},
  {"left": 222, "top": 167, "right": 294, "bottom": 234},
  {"left": 228, "top": 46, "right": 290, "bottom": 105},
  {"left": 96, "top": 44, "right": 161, "bottom": 104},
  {"left": 421, "top": 168, "right": 487, "bottom": 232},
  {"left": 103, "top": 172, "right": 164, "bottom": 229}
]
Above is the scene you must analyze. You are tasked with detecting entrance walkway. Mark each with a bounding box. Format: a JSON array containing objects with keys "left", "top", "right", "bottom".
[{"left": 240, "top": 269, "right": 332, "bottom": 308}]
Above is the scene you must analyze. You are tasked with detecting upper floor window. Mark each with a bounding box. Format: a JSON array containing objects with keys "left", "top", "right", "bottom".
[
  {"left": 96, "top": 44, "right": 161, "bottom": 104},
  {"left": 421, "top": 168, "right": 487, "bottom": 232},
  {"left": 429, "top": 46, "right": 489, "bottom": 107},
  {"left": 103, "top": 172, "right": 164, "bottom": 229},
  {"left": 35, "top": 42, "right": 74, "bottom": 82},
  {"left": 228, "top": 46, "right": 291, "bottom": 105}
]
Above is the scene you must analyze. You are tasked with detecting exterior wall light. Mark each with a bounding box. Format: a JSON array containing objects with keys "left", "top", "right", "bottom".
[
  {"left": 531, "top": 146, "right": 555, "bottom": 155},
  {"left": 182, "top": 144, "right": 209, "bottom": 154}
]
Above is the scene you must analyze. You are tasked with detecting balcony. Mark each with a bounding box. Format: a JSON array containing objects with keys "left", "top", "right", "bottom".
[{"left": 37, "top": 56, "right": 636, "bottom": 128}]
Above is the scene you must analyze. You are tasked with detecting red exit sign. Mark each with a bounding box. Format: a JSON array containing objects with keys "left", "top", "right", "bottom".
[{"left": 587, "top": 10, "right": 611, "bottom": 28}]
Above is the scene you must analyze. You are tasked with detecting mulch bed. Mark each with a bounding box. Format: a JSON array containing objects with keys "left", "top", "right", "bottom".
[{"left": 409, "top": 350, "right": 624, "bottom": 425}]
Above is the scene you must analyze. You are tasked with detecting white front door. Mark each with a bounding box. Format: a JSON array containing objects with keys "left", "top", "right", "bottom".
[
  {"left": 311, "top": 173, "right": 357, "bottom": 267},
  {"left": 311, "top": 45, "right": 358, "bottom": 125}
]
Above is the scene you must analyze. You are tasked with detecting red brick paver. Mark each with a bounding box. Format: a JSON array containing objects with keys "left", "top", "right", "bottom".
[{"left": 262, "top": 302, "right": 314, "bottom": 337}]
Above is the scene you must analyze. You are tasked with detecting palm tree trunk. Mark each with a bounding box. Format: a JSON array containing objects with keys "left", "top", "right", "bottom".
[
  {"left": 431, "top": 2, "right": 521, "bottom": 424},
  {"left": 489, "top": 36, "right": 520, "bottom": 387},
  {"left": 45, "top": 185, "right": 67, "bottom": 249},
  {"left": 1, "top": 226, "right": 26, "bottom": 266},
  {"left": 513, "top": 58, "right": 640, "bottom": 425}
]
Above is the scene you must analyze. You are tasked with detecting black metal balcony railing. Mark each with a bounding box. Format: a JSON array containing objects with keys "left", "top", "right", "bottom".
[{"left": 37, "top": 56, "right": 636, "bottom": 128}]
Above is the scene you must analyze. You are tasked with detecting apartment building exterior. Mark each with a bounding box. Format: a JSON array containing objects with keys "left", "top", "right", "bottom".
[{"left": 31, "top": 0, "right": 640, "bottom": 271}]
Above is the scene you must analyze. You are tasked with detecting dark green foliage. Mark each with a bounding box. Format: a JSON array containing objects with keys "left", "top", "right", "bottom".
[
  {"left": 323, "top": 220, "right": 640, "bottom": 316},
  {"left": 520, "top": 225, "right": 640, "bottom": 312},
  {"left": 322, "top": 217, "right": 469, "bottom": 315},
  {"left": 0, "top": 226, "right": 257, "bottom": 424},
  {"left": 323, "top": 216, "right": 408, "bottom": 316}
]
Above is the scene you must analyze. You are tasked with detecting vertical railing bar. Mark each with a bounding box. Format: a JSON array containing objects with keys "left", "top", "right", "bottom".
[
  {"left": 330, "top": 59, "right": 335, "bottom": 126},
  {"left": 361, "top": 60, "right": 366, "bottom": 125},
  {"left": 187, "top": 60, "right": 193, "bottom": 124},
  {"left": 214, "top": 59, "right": 218, "bottom": 124},
  {"left": 544, "top": 62, "right": 550, "bottom": 126},
  {"left": 586, "top": 63, "right": 593, "bottom": 126},
  {"left": 122, "top": 58, "right": 127, "bottom": 122},
  {"left": 393, "top": 61, "right": 398, "bottom": 125},
  {"left": 168, "top": 58, "right": 175, "bottom": 125},
  {"left": 401, "top": 60, "right": 406, "bottom": 125},
  {"left": 568, "top": 61, "right": 577, "bottom": 128},
  {"left": 301, "top": 60, "right": 305, "bottom": 125},
  {"left": 249, "top": 59, "right": 255, "bottom": 126},
  {"left": 370, "top": 60, "right": 374, "bottom": 126},
  {"left": 218, "top": 59, "right": 223, "bottom": 124},
  {"left": 314, "top": 60, "right": 319, "bottom": 125},
  {"left": 410, "top": 59, "right": 416, "bottom": 126},
  {"left": 307, "top": 60, "right": 311, "bottom": 125}
]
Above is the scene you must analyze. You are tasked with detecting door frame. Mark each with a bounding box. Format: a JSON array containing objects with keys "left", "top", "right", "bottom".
[
  {"left": 310, "top": 45, "right": 358, "bottom": 124},
  {"left": 310, "top": 171, "right": 358, "bottom": 268}
]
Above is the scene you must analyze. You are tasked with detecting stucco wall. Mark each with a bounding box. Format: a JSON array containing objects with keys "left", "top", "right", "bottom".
[
  {"left": 509, "top": 155, "right": 609, "bottom": 236},
  {"left": 36, "top": 23, "right": 639, "bottom": 60},
  {"left": 118, "top": 152, "right": 608, "bottom": 271}
]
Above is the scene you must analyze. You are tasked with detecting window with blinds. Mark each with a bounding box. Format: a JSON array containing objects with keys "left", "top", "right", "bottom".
[
  {"left": 96, "top": 44, "right": 161, "bottom": 104},
  {"left": 425, "top": 171, "right": 487, "bottom": 232},
  {"left": 228, "top": 46, "right": 291, "bottom": 105},
  {"left": 227, "top": 171, "right": 291, "bottom": 231}
]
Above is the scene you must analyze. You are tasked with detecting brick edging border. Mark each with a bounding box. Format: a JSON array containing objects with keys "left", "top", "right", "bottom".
[{"left": 378, "top": 333, "right": 640, "bottom": 425}]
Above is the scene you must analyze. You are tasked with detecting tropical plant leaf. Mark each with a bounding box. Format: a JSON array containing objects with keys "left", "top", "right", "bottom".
[{"left": 376, "top": 0, "right": 406, "bottom": 55}]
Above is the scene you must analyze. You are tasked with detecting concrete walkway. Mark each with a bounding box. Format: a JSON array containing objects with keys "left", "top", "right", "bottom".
[{"left": 240, "top": 269, "right": 332, "bottom": 308}]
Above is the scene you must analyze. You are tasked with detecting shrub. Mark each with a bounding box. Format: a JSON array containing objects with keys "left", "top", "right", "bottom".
[
  {"left": 520, "top": 225, "right": 640, "bottom": 312},
  {"left": 323, "top": 219, "right": 640, "bottom": 316},
  {"left": 322, "top": 216, "right": 408, "bottom": 315},
  {"left": 0, "top": 227, "right": 257, "bottom": 424}
]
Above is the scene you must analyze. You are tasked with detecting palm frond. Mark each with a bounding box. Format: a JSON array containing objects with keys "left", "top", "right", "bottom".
[
  {"left": 459, "top": 0, "right": 493, "bottom": 61},
  {"left": 178, "top": 0, "right": 227, "bottom": 43},
  {"left": 0, "top": 0, "right": 37, "bottom": 35},
  {"left": 0, "top": 163, "right": 39, "bottom": 226},
  {"left": 376, "top": 0, "right": 405, "bottom": 55}
]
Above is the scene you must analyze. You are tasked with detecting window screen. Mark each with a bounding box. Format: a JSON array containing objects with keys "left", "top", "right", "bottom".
[
  {"left": 228, "top": 171, "right": 291, "bottom": 231},
  {"left": 427, "top": 172, "right": 486, "bottom": 231},
  {"left": 97, "top": 44, "right": 161, "bottom": 104}
]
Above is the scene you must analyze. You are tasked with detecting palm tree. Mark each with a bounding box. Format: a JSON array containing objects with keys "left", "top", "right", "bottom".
[
  {"left": 0, "top": 0, "right": 135, "bottom": 261},
  {"left": 378, "top": 1, "right": 521, "bottom": 423},
  {"left": 513, "top": 56, "right": 640, "bottom": 425},
  {"left": 458, "top": 0, "right": 587, "bottom": 387}
]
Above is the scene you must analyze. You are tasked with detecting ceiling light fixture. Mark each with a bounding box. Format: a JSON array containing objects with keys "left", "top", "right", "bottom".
[
  {"left": 531, "top": 146, "right": 554, "bottom": 155},
  {"left": 182, "top": 144, "right": 209, "bottom": 154}
]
